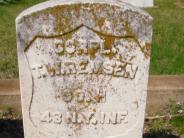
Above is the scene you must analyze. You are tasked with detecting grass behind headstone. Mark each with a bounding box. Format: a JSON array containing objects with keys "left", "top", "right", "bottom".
[
  {"left": 146, "top": 0, "right": 184, "bottom": 75},
  {"left": 0, "top": 0, "right": 45, "bottom": 79}
]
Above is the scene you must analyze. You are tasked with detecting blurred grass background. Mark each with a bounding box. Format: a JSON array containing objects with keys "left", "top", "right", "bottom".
[
  {"left": 146, "top": 0, "right": 184, "bottom": 75},
  {"left": 0, "top": 0, "right": 184, "bottom": 79}
]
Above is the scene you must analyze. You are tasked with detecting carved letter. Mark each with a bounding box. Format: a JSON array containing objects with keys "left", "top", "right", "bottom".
[
  {"left": 125, "top": 64, "right": 138, "bottom": 79},
  {"left": 103, "top": 61, "right": 114, "bottom": 75},
  {"left": 65, "top": 39, "right": 75, "bottom": 54}
]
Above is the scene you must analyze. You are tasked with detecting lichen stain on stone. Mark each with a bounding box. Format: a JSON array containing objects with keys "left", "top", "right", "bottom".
[
  {"left": 21, "top": 3, "right": 123, "bottom": 34},
  {"left": 49, "top": 5, "right": 81, "bottom": 33},
  {"left": 141, "top": 42, "right": 151, "bottom": 58},
  {"left": 94, "top": 95, "right": 104, "bottom": 103},
  {"left": 48, "top": 4, "right": 85, "bottom": 33},
  {"left": 22, "top": 3, "right": 152, "bottom": 59},
  {"left": 124, "top": 21, "right": 151, "bottom": 59},
  {"left": 103, "top": 36, "right": 116, "bottom": 59},
  {"left": 23, "top": 3, "right": 152, "bottom": 60},
  {"left": 124, "top": 20, "right": 134, "bottom": 37},
  {"left": 131, "top": 37, "right": 150, "bottom": 58},
  {"left": 88, "top": 44, "right": 100, "bottom": 59},
  {"left": 45, "top": 64, "right": 55, "bottom": 75},
  {"left": 98, "top": 18, "right": 106, "bottom": 29}
]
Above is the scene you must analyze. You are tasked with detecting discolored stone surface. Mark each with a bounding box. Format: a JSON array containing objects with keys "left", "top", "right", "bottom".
[{"left": 16, "top": 0, "right": 152, "bottom": 138}]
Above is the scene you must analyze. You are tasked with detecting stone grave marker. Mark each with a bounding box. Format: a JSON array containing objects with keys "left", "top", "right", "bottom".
[{"left": 16, "top": 0, "right": 152, "bottom": 138}]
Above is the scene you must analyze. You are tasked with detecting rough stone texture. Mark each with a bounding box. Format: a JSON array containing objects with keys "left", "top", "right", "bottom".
[
  {"left": 120, "top": 0, "right": 154, "bottom": 7},
  {"left": 16, "top": 0, "right": 153, "bottom": 138}
]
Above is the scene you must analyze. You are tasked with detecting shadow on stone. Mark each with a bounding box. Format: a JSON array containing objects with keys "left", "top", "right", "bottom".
[
  {"left": 144, "top": 130, "right": 180, "bottom": 138},
  {"left": 0, "top": 119, "right": 24, "bottom": 138}
]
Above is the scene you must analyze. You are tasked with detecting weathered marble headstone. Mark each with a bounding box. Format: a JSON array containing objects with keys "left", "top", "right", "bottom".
[
  {"left": 120, "top": 0, "right": 154, "bottom": 7},
  {"left": 16, "top": 0, "right": 152, "bottom": 138}
]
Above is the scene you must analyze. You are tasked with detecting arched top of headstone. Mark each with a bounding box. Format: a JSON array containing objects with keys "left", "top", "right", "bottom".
[
  {"left": 16, "top": 0, "right": 151, "bottom": 21},
  {"left": 16, "top": 0, "right": 152, "bottom": 55}
]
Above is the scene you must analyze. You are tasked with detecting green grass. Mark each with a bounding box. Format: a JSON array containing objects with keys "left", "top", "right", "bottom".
[
  {"left": 0, "top": 0, "right": 184, "bottom": 79},
  {"left": 0, "top": 0, "right": 44, "bottom": 79},
  {"left": 146, "top": 0, "right": 184, "bottom": 75},
  {"left": 171, "top": 116, "right": 184, "bottom": 135},
  {"left": 145, "top": 102, "right": 184, "bottom": 138},
  {"left": 145, "top": 116, "right": 184, "bottom": 138}
]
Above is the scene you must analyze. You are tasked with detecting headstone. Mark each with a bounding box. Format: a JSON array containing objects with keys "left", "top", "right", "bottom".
[
  {"left": 120, "top": 0, "right": 154, "bottom": 7},
  {"left": 16, "top": 0, "right": 153, "bottom": 138}
]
